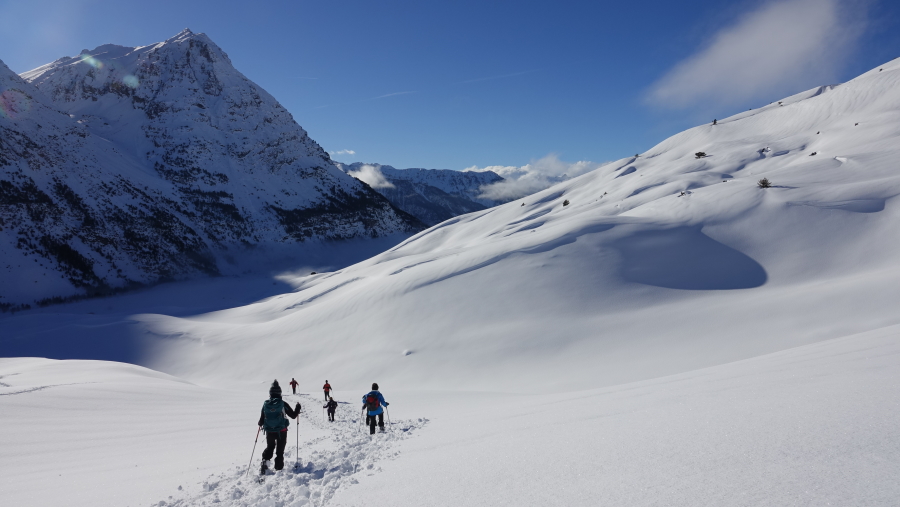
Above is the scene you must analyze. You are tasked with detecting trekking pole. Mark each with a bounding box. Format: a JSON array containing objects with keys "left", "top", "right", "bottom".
[
  {"left": 359, "top": 407, "right": 365, "bottom": 433},
  {"left": 245, "top": 426, "right": 261, "bottom": 477},
  {"left": 385, "top": 406, "right": 392, "bottom": 432},
  {"left": 294, "top": 417, "right": 300, "bottom": 470}
]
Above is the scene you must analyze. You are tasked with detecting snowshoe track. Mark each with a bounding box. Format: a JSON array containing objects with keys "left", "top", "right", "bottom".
[{"left": 163, "top": 393, "right": 427, "bottom": 507}]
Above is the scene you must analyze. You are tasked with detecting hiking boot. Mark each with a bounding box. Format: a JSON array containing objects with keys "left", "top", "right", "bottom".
[{"left": 260, "top": 460, "right": 270, "bottom": 475}]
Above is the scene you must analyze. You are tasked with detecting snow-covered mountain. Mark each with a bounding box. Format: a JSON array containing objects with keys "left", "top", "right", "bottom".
[
  {"left": 377, "top": 165, "right": 503, "bottom": 207},
  {"left": 138, "top": 57, "right": 900, "bottom": 393},
  {"left": 336, "top": 162, "right": 504, "bottom": 225},
  {"left": 3, "top": 57, "right": 900, "bottom": 507},
  {"left": 0, "top": 30, "right": 421, "bottom": 309}
]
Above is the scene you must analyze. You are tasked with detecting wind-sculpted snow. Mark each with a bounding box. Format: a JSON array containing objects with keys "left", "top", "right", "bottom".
[
  {"left": 166, "top": 393, "right": 427, "bottom": 507},
  {"left": 1, "top": 30, "right": 421, "bottom": 308}
]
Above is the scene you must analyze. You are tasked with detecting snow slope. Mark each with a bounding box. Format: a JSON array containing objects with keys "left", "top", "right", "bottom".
[
  {"left": 334, "top": 324, "right": 900, "bottom": 507},
  {"left": 0, "top": 357, "right": 427, "bottom": 507},
  {"left": 140, "top": 58, "right": 900, "bottom": 393},
  {"left": 1, "top": 30, "right": 420, "bottom": 307},
  {"left": 2, "top": 323, "right": 897, "bottom": 506}
]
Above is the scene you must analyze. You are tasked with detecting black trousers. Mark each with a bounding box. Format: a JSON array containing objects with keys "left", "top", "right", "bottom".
[
  {"left": 324, "top": 391, "right": 330, "bottom": 400},
  {"left": 291, "top": 386, "right": 296, "bottom": 394},
  {"left": 366, "top": 413, "right": 384, "bottom": 434},
  {"left": 262, "top": 431, "right": 287, "bottom": 469},
  {"left": 327, "top": 409, "right": 335, "bottom": 421}
]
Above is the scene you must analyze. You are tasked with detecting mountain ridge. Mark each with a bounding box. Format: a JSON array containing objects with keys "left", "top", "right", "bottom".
[{"left": 336, "top": 162, "right": 504, "bottom": 225}]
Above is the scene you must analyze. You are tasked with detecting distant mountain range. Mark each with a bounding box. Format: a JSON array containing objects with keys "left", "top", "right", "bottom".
[
  {"left": 0, "top": 29, "right": 423, "bottom": 309},
  {"left": 335, "top": 162, "right": 504, "bottom": 225}
]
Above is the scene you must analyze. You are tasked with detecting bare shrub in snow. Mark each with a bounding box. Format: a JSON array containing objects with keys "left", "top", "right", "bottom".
[
  {"left": 695, "top": 152, "right": 707, "bottom": 159},
  {"left": 758, "top": 178, "right": 772, "bottom": 188}
]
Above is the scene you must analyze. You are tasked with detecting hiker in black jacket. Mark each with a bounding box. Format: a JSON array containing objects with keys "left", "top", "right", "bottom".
[
  {"left": 323, "top": 396, "right": 338, "bottom": 422},
  {"left": 258, "top": 380, "right": 301, "bottom": 473}
]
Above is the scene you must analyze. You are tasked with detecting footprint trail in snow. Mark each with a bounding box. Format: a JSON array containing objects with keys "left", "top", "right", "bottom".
[{"left": 162, "top": 393, "right": 427, "bottom": 507}]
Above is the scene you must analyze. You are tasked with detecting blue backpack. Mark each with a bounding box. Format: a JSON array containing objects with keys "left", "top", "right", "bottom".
[{"left": 262, "top": 399, "right": 289, "bottom": 432}]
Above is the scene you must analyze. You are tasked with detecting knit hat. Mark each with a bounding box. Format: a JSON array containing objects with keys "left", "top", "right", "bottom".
[
  {"left": 269, "top": 380, "right": 282, "bottom": 398},
  {"left": 372, "top": 382, "right": 379, "bottom": 390}
]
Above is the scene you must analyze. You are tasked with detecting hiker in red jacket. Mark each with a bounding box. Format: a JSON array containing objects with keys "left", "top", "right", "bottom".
[
  {"left": 323, "top": 380, "right": 332, "bottom": 400},
  {"left": 289, "top": 378, "right": 298, "bottom": 395}
]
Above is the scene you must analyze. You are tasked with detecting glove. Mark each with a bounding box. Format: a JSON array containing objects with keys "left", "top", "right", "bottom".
[
  {"left": 384, "top": 402, "right": 389, "bottom": 406},
  {"left": 295, "top": 403, "right": 301, "bottom": 411}
]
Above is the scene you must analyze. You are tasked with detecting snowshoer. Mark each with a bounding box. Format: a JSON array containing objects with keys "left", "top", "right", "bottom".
[
  {"left": 362, "top": 383, "right": 389, "bottom": 434},
  {"left": 289, "top": 378, "right": 298, "bottom": 395},
  {"left": 324, "top": 396, "right": 338, "bottom": 422},
  {"left": 323, "top": 380, "right": 332, "bottom": 401},
  {"left": 258, "top": 380, "right": 301, "bottom": 474}
]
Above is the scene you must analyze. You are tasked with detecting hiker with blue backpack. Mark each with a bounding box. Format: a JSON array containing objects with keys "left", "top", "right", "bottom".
[
  {"left": 258, "top": 380, "right": 301, "bottom": 474},
  {"left": 362, "top": 383, "right": 389, "bottom": 434}
]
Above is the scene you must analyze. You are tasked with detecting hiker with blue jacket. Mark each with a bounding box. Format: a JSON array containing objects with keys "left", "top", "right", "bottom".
[
  {"left": 362, "top": 383, "right": 389, "bottom": 434},
  {"left": 258, "top": 380, "right": 301, "bottom": 474}
]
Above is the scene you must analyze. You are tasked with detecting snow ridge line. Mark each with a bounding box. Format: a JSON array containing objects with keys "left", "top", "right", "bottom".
[
  {"left": 283, "top": 279, "right": 363, "bottom": 311},
  {"left": 165, "top": 393, "right": 428, "bottom": 507},
  {"left": 0, "top": 382, "right": 99, "bottom": 396}
]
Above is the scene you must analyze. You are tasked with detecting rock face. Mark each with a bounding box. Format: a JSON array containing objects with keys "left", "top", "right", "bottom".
[
  {"left": 0, "top": 30, "right": 422, "bottom": 309},
  {"left": 337, "top": 162, "right": 504, "bottom": 225}
]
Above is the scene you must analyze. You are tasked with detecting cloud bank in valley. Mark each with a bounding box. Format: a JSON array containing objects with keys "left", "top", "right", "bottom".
[
  {"left": 646, "top": 0, "right": 867, "bottom": 109},
  {"left": 465, "top": 154, "right": 609, "bottom": 202},
  {"left": 347, "top": 164, "right": 394, "bottom": 189}
]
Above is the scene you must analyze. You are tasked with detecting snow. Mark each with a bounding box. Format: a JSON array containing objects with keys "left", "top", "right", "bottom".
[
  {"left": 2, "top": 325, "right": 897, "bottom": 506},
  {"left": 3, "top": 55, "right": 900, "bottom": 505}
]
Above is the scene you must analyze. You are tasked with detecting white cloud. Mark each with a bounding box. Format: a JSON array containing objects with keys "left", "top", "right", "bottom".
[
  {"left": 646, "top": 0, "right": 867, "bottom": 109},
  {"left": 347, "top": 164, "right": 394, "bottom": 189},
  {"left": 329, "top": 149, "right": 356, "bottom": 156},
  {"left": 465, "top": 154, "right": 608, "bottom": 202}
]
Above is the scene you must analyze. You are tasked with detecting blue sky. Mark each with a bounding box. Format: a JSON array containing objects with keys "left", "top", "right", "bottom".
[{"left": 1, "top": 0, "right": 899, "bottom": 172}]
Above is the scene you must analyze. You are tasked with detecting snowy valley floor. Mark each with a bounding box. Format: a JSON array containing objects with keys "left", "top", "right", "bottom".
[{"left": 2, "top": 323, "right": 898, "bottom": 507}]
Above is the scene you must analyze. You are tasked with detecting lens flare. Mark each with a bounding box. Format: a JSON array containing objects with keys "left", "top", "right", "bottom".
[
  {"left": 79, "top": 54, "right": 104, "bottom": 69},
  {"left": 0, "top": 89, "right": 33, "bottom": 119},
  {"left": 123, "top": 75, "right": 139, "bottom": 88}
]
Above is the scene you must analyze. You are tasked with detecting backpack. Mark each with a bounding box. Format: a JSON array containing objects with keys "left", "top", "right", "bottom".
[
  {"left": 365, "top": 392, "right": 380, "bottom": 412},
  {"left": 262, "top": 398, "right": 289, "bottom": 432}
]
